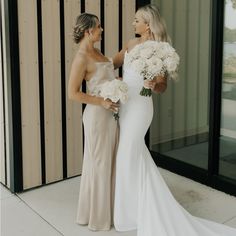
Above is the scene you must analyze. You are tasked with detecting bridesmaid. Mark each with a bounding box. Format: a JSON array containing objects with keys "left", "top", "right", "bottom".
[{"left": 68, "top": 13, "right": 119, "bottom": 231}]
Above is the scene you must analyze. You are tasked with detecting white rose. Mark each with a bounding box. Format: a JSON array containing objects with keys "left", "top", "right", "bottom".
[
  {"left": 158, "top": 42, "right": 175, "bottom": 59},
  {"left": 131, "top": 50, "right": 141, "bottom": 60},
  {"left": 147, "top": 57, "right": 163, "bottom": 74},
  {"left": 168, "top": 71, "right": 179, "bottom": 81},
  {"left": 155, "top": 45, "right": 166, "bottom": 58},
  {"left": 100, "top": 81, "right": 115, "bottom": 97},
  {"left": 118, "top": 82, "right": 128, "bottom": 93},
  {"left": 172, "top": 52, "right": 180, "bottom": 63},
  {"left": 141, "top": 47, "right": 154, "bottom": 59},
  {"left": 120, "top": 93, "right": 129, "bottom": 104},
  {"left": 110, "top": 95, "right": 120, "bottom": 103},
  {"left": 132, "top": 59, "right": 146, "bottom": 73},
  {"left": 164, "top": 53, "right": 179, "bottom": 72},
  {"left": 100, "top": 79, "right": 129, "bottom": 104}
]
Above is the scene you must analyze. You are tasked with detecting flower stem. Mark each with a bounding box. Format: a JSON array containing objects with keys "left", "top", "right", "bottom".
[
  {"left": 140, "top": 87, "right": 152, "bottom": 97},
  {"left": 113, "top": 112, "right": 119, "bottom": 120}
]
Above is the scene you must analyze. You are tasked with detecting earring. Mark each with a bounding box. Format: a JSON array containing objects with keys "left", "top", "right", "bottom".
[
  {"left": 145, "top": 29, "right": 152, "bottom": 39},
  {"left": 88, "top": 33, "right": 93, "bottom": 41},
  {"left": 145, "top": 28, "right": 150, "bottom": 34}
]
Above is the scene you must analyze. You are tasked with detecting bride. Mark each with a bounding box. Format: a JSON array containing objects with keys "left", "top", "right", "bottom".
[{"left": 112, "top": 4, "right": 236, "bottom": 236}]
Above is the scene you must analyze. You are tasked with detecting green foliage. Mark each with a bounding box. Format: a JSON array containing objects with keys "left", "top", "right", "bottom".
[
  {"left": 224, "top": 72, "right": 236, "bottom": 77},
  {"left": 231, "top": 0, "right": 236, "bottom": 9},
  {"left": 224, "top": 56, "right": 236, "bottom": 75},
  {"left": 224, "top": 27, "right": 236, "bottom": 42}
]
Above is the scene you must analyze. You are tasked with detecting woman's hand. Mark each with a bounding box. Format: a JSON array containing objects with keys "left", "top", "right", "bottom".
[
  {"left": 144, "top": 76, "right": 167, "bottom": 93},
  {"left": 143, "top": 79, "right": 156, "bottom": 90},
  {"left": 101, "top": 99, "right": 120, "bottom": 113}
]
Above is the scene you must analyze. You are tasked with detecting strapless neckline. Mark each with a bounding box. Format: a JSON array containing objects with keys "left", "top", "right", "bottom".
[
  {"left": 95, "top": 61, "right": 111, "bottom": 64},
  {"left": 87, "top": 61, "right": 113, "bottom": 81}
]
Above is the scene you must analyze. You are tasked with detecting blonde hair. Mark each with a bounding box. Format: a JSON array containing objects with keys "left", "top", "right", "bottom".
[
  {"left": 73, "top": 13, "right": 98, "bottom": 44},
  {"left": 137, "top": 4, "right": 171, "bottom": 43}
]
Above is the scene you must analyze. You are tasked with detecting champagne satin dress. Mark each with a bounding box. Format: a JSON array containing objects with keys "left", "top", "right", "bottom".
[{"left": 76, "top": 62, "right": 118, "bottom": 231}]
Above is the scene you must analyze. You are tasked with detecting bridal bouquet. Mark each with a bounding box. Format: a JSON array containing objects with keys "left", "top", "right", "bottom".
[
  {"left": 128, "top": 40, "right": 180, "bottom": 96},
  {"left": 99, "top": 79, "right": 128, "bottom": 120}
]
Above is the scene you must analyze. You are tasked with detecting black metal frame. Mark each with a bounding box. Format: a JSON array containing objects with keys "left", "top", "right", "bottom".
[
  {"left": 4, "top": 0, "right": 23, "bottom": 192},
  {"left": 37, "top": 0, "right": 46, "bottom": 185},
  {"left": 118, "top": 0, "right": 123, "bottom": 77},
  {"left": 100, "top": 0, "right": 105, "bottom": 54},
  {"left": 0, "top": 0, "right": 7, "bottom": 185},
  {"left": 136, "top": 0, "right": 149, "bottom": 9},
  {"left": 81, "top": 0, "right": 86, "bottom": 113},
  {"left": 59, "top": 0, "right": 68, "bottom": 179},
  {"left": 208, "top": 0, "right": 224, "bottom": 178},
  {"left": 151, "top": 0, "right": 236, "bottom": 196}
]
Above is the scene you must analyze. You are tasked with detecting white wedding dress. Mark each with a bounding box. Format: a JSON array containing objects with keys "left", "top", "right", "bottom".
[{"left": 113, "top": 47, "right": 236, "bottom": 236}]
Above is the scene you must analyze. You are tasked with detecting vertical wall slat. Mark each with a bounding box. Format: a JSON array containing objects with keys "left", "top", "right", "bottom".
[
  {"left": 42, "top": 0, "right": 63, "bottom": 183},
  {"left": 0, "top": 0, "right": 5, "bottom": 184},
  {"left": 122, "top": 0, "right": 135, "bottom": 46},
  {"left": 65, "top": 0, "right": 83, "bottom": 177},
  {"left": 1, "top": 0, "right": 10, "bottom": 188},
  {"left": 104, "top": 0, "right": 119, "bottom": 57},
  {"left": 85, "top": 0, "right": 101, "bottom": 50},
  {"left": 18, "top": 0, "right": 42, "bottom": 189},
  {"left": 1, "top": 0, "right": 138, "bottom": 191}
]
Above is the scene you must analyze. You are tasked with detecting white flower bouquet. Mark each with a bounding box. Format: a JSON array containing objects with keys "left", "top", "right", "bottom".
[
  {"left": 128, "top": 40, "right": 180, "bottom": 96},
  {"left": 99, "top": 79, "right": 129, "bottom": 120}
]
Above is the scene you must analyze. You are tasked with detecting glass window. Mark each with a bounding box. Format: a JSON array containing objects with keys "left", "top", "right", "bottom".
[
  {"left": 150, "top": 0, "right": 211, "bottom": 169},
  {"left": 219, "top": 0, "right": 236, "bottom": 180}
]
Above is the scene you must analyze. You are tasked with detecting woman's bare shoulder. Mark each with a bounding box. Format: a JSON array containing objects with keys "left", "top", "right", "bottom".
[
  {"left": 126, "top": 38, "right": 141, "bottom": 52},
  {"left": 73, "top": 50, "right": 88, "bottom": 66},
  {"left": 127, "top": 38, "right": 140, "bottom": 48}
]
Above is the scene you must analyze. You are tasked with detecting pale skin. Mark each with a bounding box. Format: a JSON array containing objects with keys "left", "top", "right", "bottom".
[
  {"left": 68, "top": 18, "right": 119, "bottom": 112},
  {"left": 113, "top": 11, "right": 167, "bottom": 93}
]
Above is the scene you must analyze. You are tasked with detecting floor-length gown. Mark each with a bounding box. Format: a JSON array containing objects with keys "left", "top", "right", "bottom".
[
  {"left": 114, "top": 44, "right": 236, "bottom": 236},
  {"left": 76, "top": 62, "right": 118, "bottom": 231}
]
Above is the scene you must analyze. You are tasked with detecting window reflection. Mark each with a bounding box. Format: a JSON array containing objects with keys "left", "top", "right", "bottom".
[
  {"left": 219, "top": 0, "right": 236, "bottom": 180},
  {"left": 150, "top": 0, "right": 211, "bottom": 169}
]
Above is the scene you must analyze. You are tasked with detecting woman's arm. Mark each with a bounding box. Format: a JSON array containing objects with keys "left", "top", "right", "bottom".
[
  {"left": 112, "top": 47, "right": 127, "bottom": 70},
  {"left": 113, "top": 38, "right": 141, "bottom": 69},
  {"left": 68, "top": 55, "right": 101, "bottom": 105},
  {"left": 68, "top": 54, "right": 119, "bottom": 112}
]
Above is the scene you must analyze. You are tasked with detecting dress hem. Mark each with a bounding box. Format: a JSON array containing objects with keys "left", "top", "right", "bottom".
[
  {"left": 114, "top": 225, "right": 137, "bottom": 232},
  {"left": 76, "top": 221, "right": 111, "bottom": 231}
]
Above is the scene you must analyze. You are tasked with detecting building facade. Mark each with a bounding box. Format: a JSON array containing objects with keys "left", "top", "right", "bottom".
[{"left": 0, "top": 0, "right": 236, "bottom": 195}]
